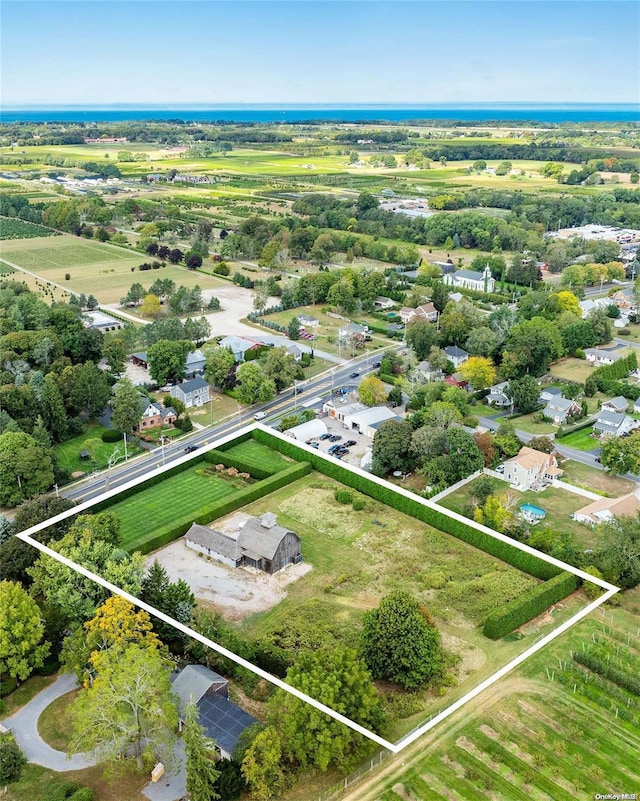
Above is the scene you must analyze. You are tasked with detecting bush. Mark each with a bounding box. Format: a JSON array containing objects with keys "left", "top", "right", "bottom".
[
  {"left": 252, "top": 429, "right": 562, "bottom": 580},
  {"left": 101, "top": 429, "right": 122, "bottom": 442},
  {"left": 483, "top": 572, "right": 580, "bottom": 639},
  {"left": 0, "top": 734, "right": 26, "bottom": 784},
  {"left": 352, "top": 498, "right": 365, "bottom": 511},
  {"left": 213, "top": 262, "right": 230, "bottom": 276},
  {"left": 203, "top": 448, "right": 281, "bottom": 480},
  {"left": 618, "top": 328, "right": 631, "bottom": 336},
  {"left": 334, "top": 489, "right": 353, "bottom": 504}
]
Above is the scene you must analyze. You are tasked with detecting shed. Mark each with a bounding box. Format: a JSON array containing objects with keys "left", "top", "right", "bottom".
[
  {"left": 344, "top": 406, "right": 399, "bottom": 436},
  {"left": 284, "top": 419, "right": 328, "bottom": 442}
]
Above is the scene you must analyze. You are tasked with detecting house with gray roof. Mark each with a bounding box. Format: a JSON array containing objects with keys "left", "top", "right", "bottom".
[
  {"left": 542, "top": 396, "right": 580, "bottom": 425},
  {"left": 172, "top": 665, "right": 257, "bottom": 760},
  {"left": 443, "top": 345, "right": 469, "bottom": 369},
  {"left": 218, "top": 336, "right": 263, "bottom": 362},
  {"left": 185, "top": 512, "right": 302, "bottom": 574},
  {"left": 592, "top": 409, "right": 639, "bottom": 439},
  {"left": 184, "top": 349, "right": 206, "bottom": 377},
  {"left": 170, "top": 376, "right": 210, "bottom": 408},
  {"left": 584, "top": 347, "right": 626, "bottom": 366},
  {"left": 487, "top": 381, "right": 511, "bottom": 408},
  {"left": 600, "top": 396, "right": 629, "bottom": 414}
]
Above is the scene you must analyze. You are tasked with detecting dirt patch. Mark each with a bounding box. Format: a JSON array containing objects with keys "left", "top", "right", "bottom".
[{"left": 145, "top": 540, "right": 312, "bottom": 621}]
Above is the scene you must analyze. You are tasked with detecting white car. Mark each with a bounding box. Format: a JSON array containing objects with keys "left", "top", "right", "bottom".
[{"left": 254, "top": 411, "right": 266, "bottom": 421}]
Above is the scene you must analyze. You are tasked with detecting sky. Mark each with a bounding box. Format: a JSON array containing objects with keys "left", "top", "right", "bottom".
[{"left": 2, "top": 1, "right": 639, "bottom": 106}]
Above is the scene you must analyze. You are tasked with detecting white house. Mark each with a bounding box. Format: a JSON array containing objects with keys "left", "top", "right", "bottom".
[
  {"left": 443, "top": 266, "right": 495, "bottom": 293},
  {"left": 373, "top": 296, "right": 396, "bottom": 310},
  {"left": 443, "top": 346, "right": 469, "bottom": 369},
  {"left": 297, "top": 314, "right": 320, "bottom": 329},
  {"left": 400, "top": 302, "right": 438, "bottom": 324},
  {"left": 601, "top": 396, "right": 629, "bottom": 414},
  {"left": 339, "top": 322, "right": 368, "bottom": 343},
  {"left": 413, "top": 360, "right": 444, "bottom": 383},
  {"left": 542, "top": 396, "right": 581, "bottom": 425},
  {"left": 486, "top": 381, "right": 511, "bottom": 407},
  {"left": 218, "top": 336, "right": 263, "bottom": 362},
  {"left": 584, "top": 348, "right": 626, "bottom": 366},
  {"left": 592, "top": 410, "right": 639, "bottom": 439},
  {"left": 285, "top": 418, "right": 328, "bottom": 442},
  {"left": 170, "top": 376, "right": 210, "bottom": 408},
  {"left": 323, "top": 399, "right": 367, "bottom": 423},
  {"left": 285, "top": 343, "right": 304, "bottom": 361},
  {"left": 539, "top": 387, "right": 563, "bottom": 404},
  {"left": 184, "top": 349, "right": 206, "bottom": 377},
  {"left": 343, "top": 405, "right": 399, "bottom": 436},
  {"left": 572, "top": 487, "right": 640, "bottom": 526},
  {"left": 503, "top": 446, "right": 563, "bottom": 491}
]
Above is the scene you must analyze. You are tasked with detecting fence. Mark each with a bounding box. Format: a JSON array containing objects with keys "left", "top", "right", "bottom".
[{"left": 316, "top": 749, "right": 391, "bottom": 801}]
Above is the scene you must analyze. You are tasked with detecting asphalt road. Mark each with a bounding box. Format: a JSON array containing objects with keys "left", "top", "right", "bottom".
[{"left": 61, "top": 349, "right": 397, "bottom": 504}]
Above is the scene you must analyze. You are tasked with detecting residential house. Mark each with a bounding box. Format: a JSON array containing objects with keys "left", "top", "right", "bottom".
[
  {"left": 445, "top": 373, "right": 469, "bottom": 390},
  {"left": 443, "top": 266, "right": 495, "bottom": 293},
  {"left": 343, "top": 405, "right": 399, "bottom": 437},
  {"left": 572, "top": 487, "right": 640, "bottom": 526},
  {"left": 170, "top": 377, "right": 210, "bottom": 409},
  {"left": 487, "top": 381, "right": 511, "bottom": 408},
  {"left": 592, "top": 410, "right": 639, "bottom": 439},
  {"left": 373, "top": 296, "right": 396, "bottom": 310},
  {"left": 584, "top": 347, "right": 626, "bottom": 366},
  {"left": 184, "top": 349, "right": 206, "bottom": 378},
  {"left": 185, "top": 512, "right": 302, "bottom": 574},
  {"left": 503, "top": 446, "right": 563, "bottom": 490},
  {"left": 172, "top": 665, "right": 257, "bottom": 760},
  {"left": 542, "top": 396, "right": 581, "bottom": 425},
  {"left": 601, "top": 396, "right": 629, "bottom": 414},
  {"left": 285, "top": 343, "right": 304, "bottom": 361},
  {"left": 296, "top": 314, "right": 320, "bottom": 329},
  {"left": 285, "top": 419, "right": 328, "bottom": 442},
  {"left": 413, "top": 360, "right": 444, "bottom": 383},
  {"left": 339, "top": 322, "right": 368, "bottom": 344},
  {"left": 218, "top": 335, "right": 263, "bottom": 362},
  {"left": 579, "top": 298, "right": 610, "bottom": 318},
  {"left": 611, "top": 287, "right": 635, "bottom": 311},
  {"left": 443, "top": 346, "right": 469, "bottom": 369},
  {"left": 538, "top": 386, "right": 563, "bottom": 404},
  {"left": 138, "top": 397, "right": 177, "bottom": 431},
  {"left": 400, "top": 302, "right": 438, "bottom": 325}
]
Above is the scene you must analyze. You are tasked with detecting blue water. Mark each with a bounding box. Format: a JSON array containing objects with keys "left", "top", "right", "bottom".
[
  {"left": 520, "top": 504, "right": 546, "bottom": 516},
  {"left": 2, "top": 104, "right": 639, "bottom": 124}
]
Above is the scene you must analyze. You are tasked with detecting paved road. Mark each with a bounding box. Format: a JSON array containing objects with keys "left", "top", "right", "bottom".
[{"left": 0, "top": 673, "right": 97, "bottom": 771}]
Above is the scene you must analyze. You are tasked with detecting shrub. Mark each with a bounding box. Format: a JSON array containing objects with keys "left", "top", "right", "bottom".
[
  {"left": 352, "top": 498, "right": 365, "bottom": 511},
  {"left": 203, "top": 448, "right": 283, "bottom": 480},
  {"left": 483, "top": 572, "right": 580, "bottom": 639},
  {"left": 101, "top": 429, "right": 122, "bottom": 442},
  {"left": 0, "top": 734, "right": 26, "bottom": 784},
  {"left": 334, "top": 489, "right": 353, "bottom": 504}
]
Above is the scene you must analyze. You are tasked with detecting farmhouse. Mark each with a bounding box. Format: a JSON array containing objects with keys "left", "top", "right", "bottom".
[
  {"left": 542, "top": 396, "right": 580, "bottom": 425},
  {"left": 170, "top": 377, "right": 210, "bottom": 409},
  {"left": 138, "top": 397, "right": 177, "bottom": 431},
  {"left": 443, "top": 266, "right": 495, "bottom": 293},
  {"left": 285, "top": 419, "right": 328, "bottom": 442},
  {"left": 503, "top": 446, "right": 563, "bottom": 491},
  {"left": 296, "top": 314, "right": 320, "bottom": 329},
  {"left": 592, "top": 410, "right": 639, "bottom": 439},
  {"left": 172, "top": 665, "right": 257, "bottom": 760},
  {"left": 185, "top": 512, "right": 302, "bottom": 574},
  {"left": 487, "top": 381, "right": 511, "bottom": 407},
  {"left": 572, "top": 487, "right": 640, "bottom": 526}
]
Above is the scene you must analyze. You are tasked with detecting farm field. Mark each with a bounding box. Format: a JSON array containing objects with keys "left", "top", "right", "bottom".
[
  {"left": 0, "top": 234, "right": 228, "bottom": 303},
  {"left": 341, "top": 596, "right": 640, "bottom": 801},
  {"left": 436, "top": 475, "right": 600, "bottom": 550},
  {"left": 107, "top": 463, "right": 238, "bottom": 552},
  {"left": 0, "top": 216, "right": 58, "bottom": 240}
]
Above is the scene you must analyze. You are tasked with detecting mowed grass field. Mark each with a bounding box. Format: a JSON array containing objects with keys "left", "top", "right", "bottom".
[
  {"left": 108, "top": 464, "right": 237, "bottom": 552},
  {"left": 0, "top": 234, "right": 228, "bottom": 303},
  {"left": 222, "top": 439, "right": 293, "bottom": 473},
  {"left": 343, "top": 595, "right": 640, "bottom": 801}
]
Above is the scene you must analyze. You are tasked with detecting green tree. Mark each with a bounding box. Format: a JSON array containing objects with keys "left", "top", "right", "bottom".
[
  {"left": 594, "top": 515, "right": 640, "bottom": 589},
  {"left": 72, "top": 362, "right": 111, "bottom": 419},
  {"left": 241, "top": 727, "right": 287, "bottom": 801},
  {"left": 70, "top": 644, "right": 178, "bottom": 770},
  {"left": 140, "top": 293, "right": 162, "bottom": 319},
  {"left": 0, "top": 580, "right": 50, "bottom": 681},
  {"left": 235, "top": 362, "right": 276, "bottom": 405},
  {"left": 275, "top": 648, "right": 385, "bottom": 771},
  {"left": 41, "top": 374, "right": 68, "bottom": 442},
  {"left": 258, "top": 240, "right": 281, "bottom": 270},
  {"left": 528, "top": 435, "right": 555, "bottom": 454},
  {"left": 111, "top": 377, "right": 142, "bottom": 434},
  {"left": 507, "top": 374, "right": 540, "bottom": 413},
  {"left": 147, "top": 339, "right": 191, "bottom": 386},
  {"left": 464, "top": 327, "right": 499, "bottom": 358},
  {"left": 422, "top": 401, "right": 462, "bottom": 430},
  {"left": 103, "top": 337, "right": 127, "bottom": 376},
  {"left": 459, "top": 356, "right": 496, "bottom": 391},
  {"left": 358, "top": 375, "right": 387, "bottom": 407},
  {"left": 371, "top": 419, "right": 416, "bottom": 476},
  {"left": 326, "top": 278, "right": 356, "bottom": 314},
  {"left": 0, "top": 734, "right": 26, "bottom": 784},
  {"left": 362, "top": 592, "right": 444, "bottom": 689},
  {"left": 405, "top": 319, "right": 437, "bottom": 360},
  {"left": 204, "top": 346, "right": 235, "bottom": 389},
  {"left": 262, "top": 347, "right": 298, "bottom": 392},
  {"left": 183, "top": 698, "right": 221, "bottom": 801},
  {"left": 601, "top": 431, "right": 640, "bottom": 475},
  {"left": 287, "top": 316, "right": 301, "bottom": 341},
  {"left": 503, "top": 317, "right": 563, "bottom": 377},
  {"left": 0, "top": 431, "right": 54, "bottom": 507},
  {"left": 586, "top": 307, "right": 613, "bottom": 345}
]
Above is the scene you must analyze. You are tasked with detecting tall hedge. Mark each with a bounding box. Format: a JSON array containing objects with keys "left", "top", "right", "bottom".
[
  {"left": 483, "top": 572, "right": 580, "bottom": 639},
  {"left": 252, "top": 429, "right": 561, "bottom": 580}
]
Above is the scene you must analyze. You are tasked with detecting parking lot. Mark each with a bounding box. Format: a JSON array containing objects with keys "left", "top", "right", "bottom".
[{"left": 308, "top": 399, "right": 372, "bottom": 469}]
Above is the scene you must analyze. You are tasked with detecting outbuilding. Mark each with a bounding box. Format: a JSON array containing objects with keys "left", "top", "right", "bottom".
[{"left": 284, "top": 418, "right": 328, "bottom": 442}]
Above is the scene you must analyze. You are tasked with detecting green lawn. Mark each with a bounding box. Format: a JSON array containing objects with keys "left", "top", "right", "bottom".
[
  {"left": 559, "top": 459, "right": 636, "bottom": 497},
  {"left": 37, "top": 689, "right": 77, "bottom": 751},
  {"left": 107, "top": 464, "right": 238, "bottom": 551},
  {"left": 559, "top": 426, "right": 598, "bottom": 451},
  {"left": 1, "top": 674, "right": 55, "bottom": 717},
  {"left": 223, "top": 438, "right": 292, "bottom": 473},
  {"left": 508, "top": 412, "right": 556, "bottom": 435},
  {"left": 53, "top": 424, "right": 141, "bottom": 477}
]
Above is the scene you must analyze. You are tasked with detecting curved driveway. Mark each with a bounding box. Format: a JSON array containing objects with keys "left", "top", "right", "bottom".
[{"left": 1, "top": 673, "right": 97, "bottom": 771}]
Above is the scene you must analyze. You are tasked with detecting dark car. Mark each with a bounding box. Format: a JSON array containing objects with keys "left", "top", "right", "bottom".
[
  {"left": 372, "top": 361, "right": 381, "bottom": 368},
  {"left": 329, "top": 434, "right": 343, "bottom": 442},
  {"left": 344, "top": 440, "right": 357, "bottom": 447},
  {"left": 184, "top": 445, "right": 199, "bottom": 453},
  {"left": 319, "top": 432, "right": 332, "bottom": 440},
  {"left": 328, "top": 444, "right": 341, "bottom": 453},
  {"left": 336, "top": 447, "right": 350, "bottom": 456},
  {"left": 595, "top": 456, "right": 601, "bottom": 463},
  {"left": 350, "top": 371, "right": 360, "bottom": 378}
]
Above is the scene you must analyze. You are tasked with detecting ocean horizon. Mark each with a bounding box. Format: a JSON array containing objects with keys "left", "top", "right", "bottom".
[{"left": 1, "top": 103, "right": 639, "bottom": 124}]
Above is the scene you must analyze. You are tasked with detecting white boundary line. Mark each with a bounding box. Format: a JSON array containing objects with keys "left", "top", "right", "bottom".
[{"left": 16, "top": 423, "right": 619, "bottom": 754}]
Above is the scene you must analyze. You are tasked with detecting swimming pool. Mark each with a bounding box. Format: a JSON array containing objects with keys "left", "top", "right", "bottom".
[{"left": 520, "top": 503, "right": 546, "bottom": 517}]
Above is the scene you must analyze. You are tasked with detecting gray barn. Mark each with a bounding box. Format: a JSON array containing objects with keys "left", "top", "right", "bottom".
[{"left": 185, "top": 512, "right": 302, "bottom": 574}]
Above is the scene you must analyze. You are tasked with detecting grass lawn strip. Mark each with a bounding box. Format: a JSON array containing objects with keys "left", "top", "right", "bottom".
[
  {"left": 558, "top": 425, "right": 598, "bottom": 451},
  {"left": 37, "top": 689, "right": 77, "bottom": 751}
]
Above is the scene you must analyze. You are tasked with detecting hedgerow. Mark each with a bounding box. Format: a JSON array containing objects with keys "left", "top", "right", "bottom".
[
  {"left": 252, "top": 429, "right": 561, "bottom": 580},
  {"left": 483, "top": 572, "right": 580, "bottom": 639}
]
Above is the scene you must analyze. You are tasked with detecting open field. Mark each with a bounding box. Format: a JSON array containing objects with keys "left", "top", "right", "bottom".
[
  {"left": 550, "top": 357, "right": 597, "bottom": 384},
  {"left": 437, "top": 475, "right": 601, "bottom": 550},
  {"left": 0, "top": 234, "right": 228, "bottom": 303},
  {"left": 107, "top": 464, "right": 238, "bottom": 551},
  {"left": 187, "top": 392, "right": 242, "bottom": 427},
  {"left": 340, "top": 595, "right": 640, "bottom": 801}
]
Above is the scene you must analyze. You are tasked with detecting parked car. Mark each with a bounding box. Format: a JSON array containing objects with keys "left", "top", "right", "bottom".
[
  {"left": 319, "top": 432, "right": 332, "bottom": 440},
  {"left": 329, "top": 434, "right": 342, "bottom": 442},
  {"left": 372, "top": 361, "right": 381, "bottom": 368},
  {"left": 309, "top": 441, "right": 320, "bottom": 449},
  {"left": 328, "top": 444, "right": 341, "bottom": 453},
  {"left": 344, "top": 440, "right": 357, "bottom": 447},
  {"left": 184, "top": 445, "right": 199, "bottom": 453}
]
